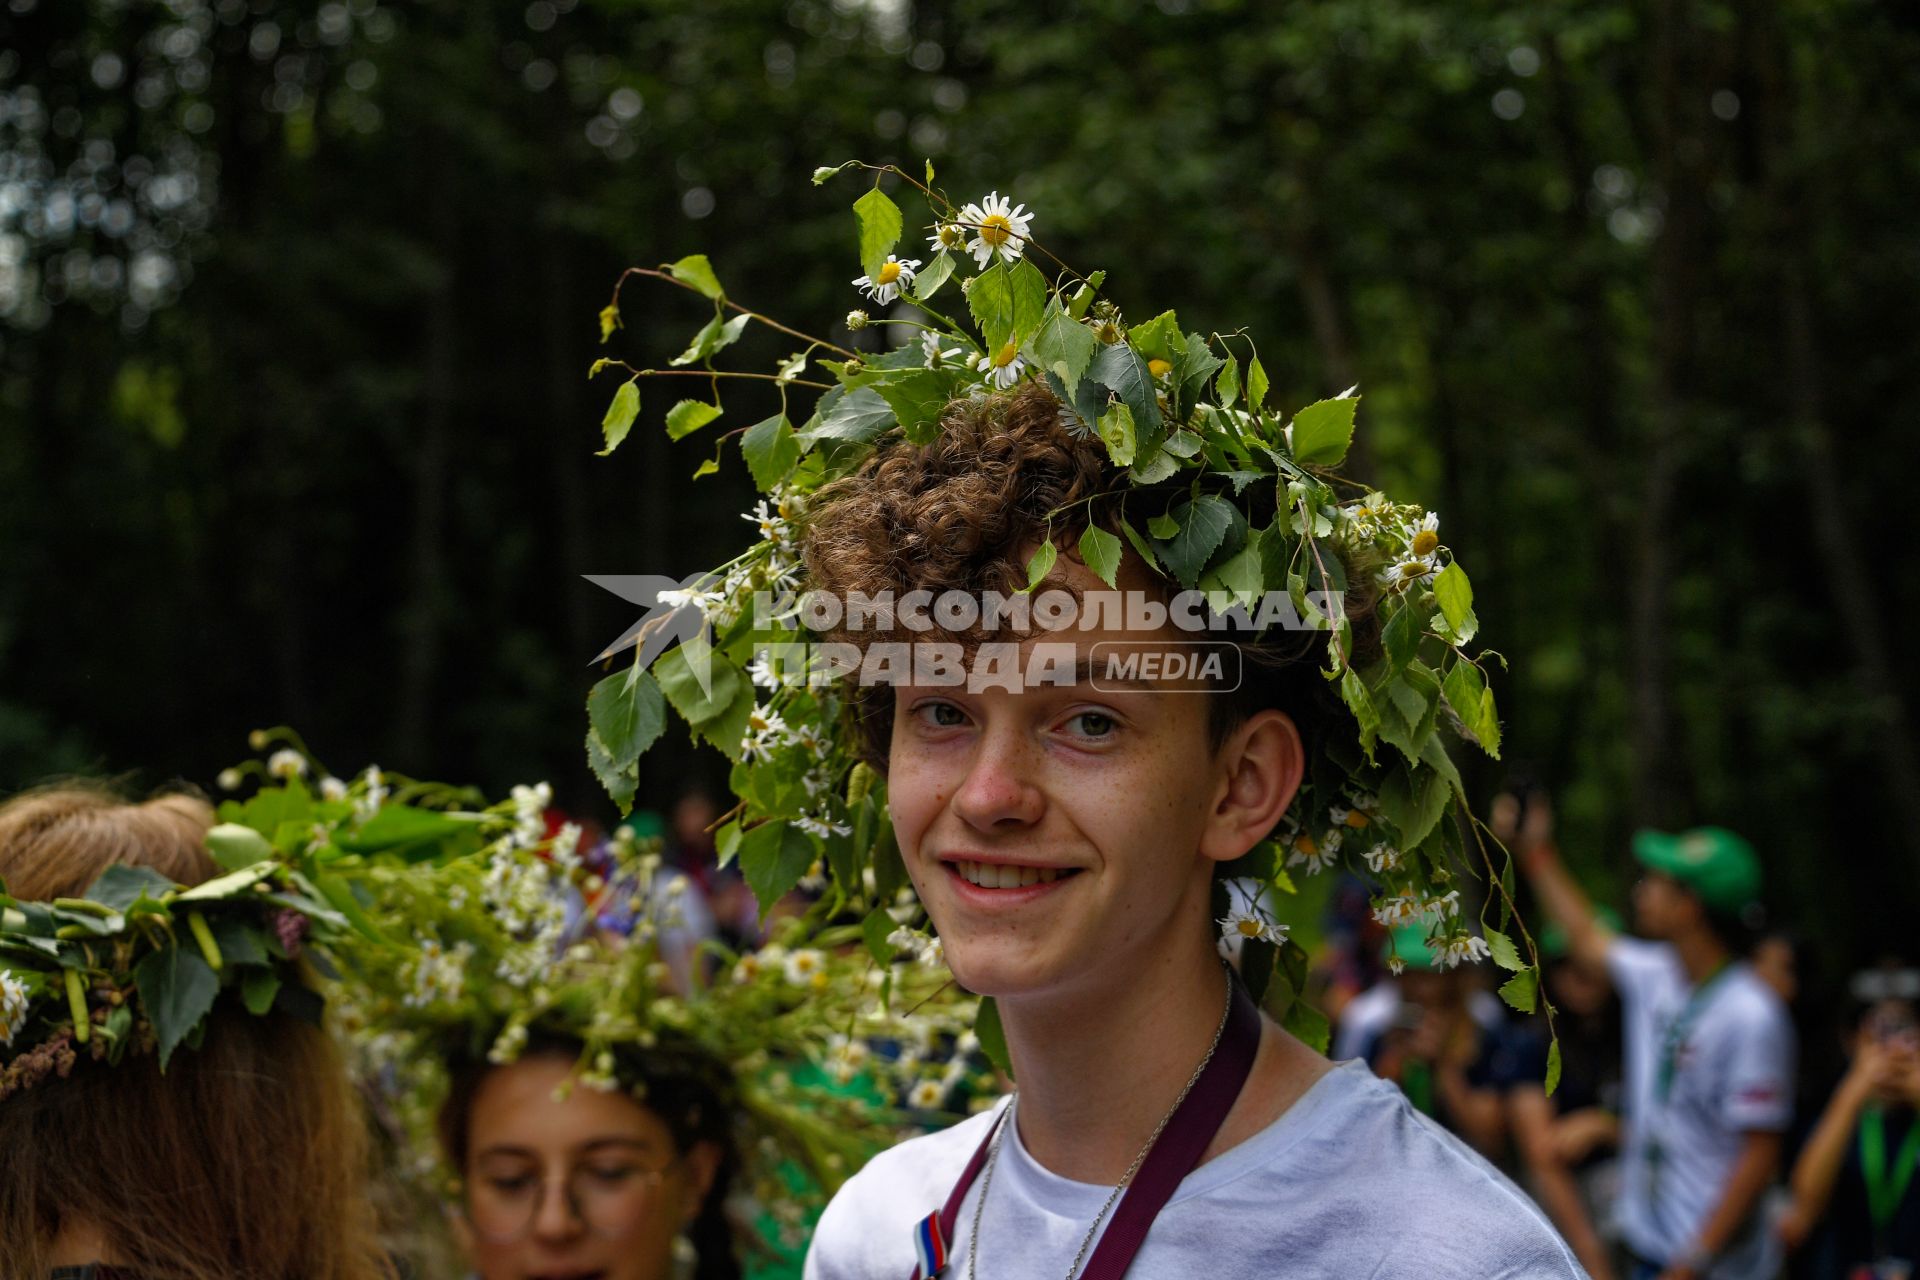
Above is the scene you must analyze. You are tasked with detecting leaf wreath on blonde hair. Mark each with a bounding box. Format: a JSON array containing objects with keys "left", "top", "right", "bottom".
[{"left": 582, "top": 157, "right": 1559, "bottom": 1081}]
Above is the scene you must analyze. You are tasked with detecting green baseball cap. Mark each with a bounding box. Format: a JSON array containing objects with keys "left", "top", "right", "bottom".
[{"left": 1632, "top": 826, "right": 1761, "bottom": 914}]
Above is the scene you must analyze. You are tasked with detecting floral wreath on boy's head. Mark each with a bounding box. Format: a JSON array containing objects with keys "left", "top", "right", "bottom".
[{"left": 586, "top": 158, "right": 1559, "bottom": 1081}]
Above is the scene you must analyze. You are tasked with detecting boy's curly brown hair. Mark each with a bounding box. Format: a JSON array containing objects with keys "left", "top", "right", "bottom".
[{"left": 800, "top": 381, "right": 1380, "bottom": 773}]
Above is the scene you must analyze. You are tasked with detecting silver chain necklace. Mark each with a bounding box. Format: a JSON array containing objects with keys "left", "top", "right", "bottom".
[{"left": 965, "top": 965, "right": 1235, "bottom": 1280}]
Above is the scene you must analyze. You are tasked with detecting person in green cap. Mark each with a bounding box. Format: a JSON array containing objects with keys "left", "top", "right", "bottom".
[{"left": 1512, "top": 793, "right": 1794, "bottom": 1280}]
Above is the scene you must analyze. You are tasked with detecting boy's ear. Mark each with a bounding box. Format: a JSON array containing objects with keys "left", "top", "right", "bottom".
[{"left": 1200, "top": 709, "right": 1305, "bottom": 865}]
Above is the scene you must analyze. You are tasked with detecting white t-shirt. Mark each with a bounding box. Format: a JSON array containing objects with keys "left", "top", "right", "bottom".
[
  {"left": 805, "top": 1059, "right": 1585, "bottom": 1279},
  {"left": 1606, "top": 938, "right": 1795, "bottom": 1278}
]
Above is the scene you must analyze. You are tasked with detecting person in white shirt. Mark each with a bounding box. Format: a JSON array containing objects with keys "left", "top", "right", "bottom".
[
  {"left": 1518, "top": 797, "right": 1794, "bottom": 1280},
  {"left": 797, "top": 386, "right": 1585, "bottom": 1280}
]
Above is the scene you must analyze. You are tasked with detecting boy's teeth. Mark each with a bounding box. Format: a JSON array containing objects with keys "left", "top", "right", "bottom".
[{"left": 956, "top": 860, "right": 1065, "bottom": 888}]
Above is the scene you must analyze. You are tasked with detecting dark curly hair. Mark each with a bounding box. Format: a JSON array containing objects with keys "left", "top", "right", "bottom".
[{"left": 800, "top": 381, "right": 1380, "bottom": 773}]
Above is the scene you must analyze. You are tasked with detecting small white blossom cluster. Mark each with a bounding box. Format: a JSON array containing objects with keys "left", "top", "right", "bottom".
[
  {"left": 548, "top": 822, "right": 584, "bottom": 873},
  {"left": 1339, "top": 492, "right": 1448, "bottom": 592},
  {"left": 505, "top": 782, "right": 552, "bottom": 850},
  {"left": 267, "top": 748, "right": 307, "bottom": 780},
  {"left": 355, "top": 765, "right": 388, "bottom": 822},
  {"left": 403, "top": 938, "right": 474, "bottom": 1009},
  {"left": 0, "top": 969, "right": 28, "bottom": 1048},
  {"left": 885, "top": 927, "right": 947, "bottom": 971},
  {"left": 1371, "top": 887, "right": 1465, "bottom": 932},
  {"left": 1433, "top": 932, "right": 1493, "bottom": 970}
]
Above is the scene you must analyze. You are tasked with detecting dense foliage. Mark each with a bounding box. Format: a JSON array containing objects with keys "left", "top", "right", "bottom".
[{"left": 4, "top": 0, "right": 1917, "bottom": 973}]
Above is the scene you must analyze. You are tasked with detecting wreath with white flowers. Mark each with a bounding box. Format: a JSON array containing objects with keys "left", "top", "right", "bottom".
[
  {"left": 205, "top": 739, "right": 994, "bottom": 1228},
  {"left": 585, "top": 159, "right": 1559, "bottom": 1083}
]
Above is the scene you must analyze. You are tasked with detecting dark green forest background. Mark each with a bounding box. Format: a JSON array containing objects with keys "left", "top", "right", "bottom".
[{"left": 2, "top": 0, "right": 1916, "bottom": 976}]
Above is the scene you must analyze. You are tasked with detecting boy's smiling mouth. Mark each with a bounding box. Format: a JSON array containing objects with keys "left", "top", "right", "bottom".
[{"left": 941, "top": 854, "right": 1085, "bottom": 896}]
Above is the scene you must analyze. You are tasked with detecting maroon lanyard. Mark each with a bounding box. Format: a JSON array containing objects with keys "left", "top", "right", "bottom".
[{"left": 908, "top": 975, "right": 1262, "bottom": 1280}]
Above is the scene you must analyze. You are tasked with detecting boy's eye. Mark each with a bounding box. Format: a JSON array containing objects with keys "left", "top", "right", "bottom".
[
  {"left": 1065, "top": 711, "right": 1116, "bottom": 738},
  {"left": 914, "top": 702, "right": 968, "bottom": 728}
]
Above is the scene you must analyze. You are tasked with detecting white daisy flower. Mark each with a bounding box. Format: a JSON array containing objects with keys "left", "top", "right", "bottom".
[
  {"left": 886, "top": 926, "right": 926, "bottom": 958},
  {"left": 1409, "top": 512, "right": 1442, "bottom": 558},
  {"left": 318, "top": 776, "right": 347, "bottom": 802},
  {"left": 782, "top": 948, "right": 827, "bottom": 986},
  {"left": 216, "top": 768, "right": 243, "bottom": 791},
  {"left": 1328, "top": 798, "right": 1375, "bottom": 833},
  {"left": 958, "top": 191, "right": 1034, "bottom": 268},
  {"left": 921, "top": 330, "right": 965, "bottom": 369},
  {"left": 909, "top": 1079, "right": 947, "bottom": 1111},
  {"left": 1372, "top": 892, "right": 1423, "bottom": 927},
  {"left": 1284, "top": 827, "right": 1342, "bottom": 875},
  {"left": 744, "top": 499, "right": 794, "bottom": 545},
  {"left": 1217, "top": 908, "right": 1289, "bottom": 946},
  {"left": 747, "top": 652, "right": 783, "bottom": 690},
  {"left": 1421, "top": 889, "right": 1463, "bottom": 923},
  {"left": 977, "top": 341, "right": 1027, "bottom": 390},
  {"left": 740, "top": 706, "right": 791, "bottom": 762},
  {"left": 1361, "top": 843, "right": 1402, "bottom": 874},
  {"left": 0, "top": 970, "right": 28, "bottom": 1048},
  {"left": 657, "top": 587, "right": 725, "bottom": 618},
  {"left": 852, "top": 254, "right": 921, "bottom": 305},
  {"left": 1387, "top": 955, "right": 1407, "bottom": 976},
  {"left": 1377, "top": 553, "right": 1439, "bottom": 588},
  {"left": 1435, "top": 932, "right": 1492, "bottom": 970},
  {"left": 927, "top": 223, "right": 968, "bottom": 256},
  {"left": 919, "top": 936, "right": 946, "bottom": 969},
  {"left": 798, "top": 859, "right": 829, "bottom": 893},
  {"left": 266, "top": 748, "right": 307, "bottom": 780}
]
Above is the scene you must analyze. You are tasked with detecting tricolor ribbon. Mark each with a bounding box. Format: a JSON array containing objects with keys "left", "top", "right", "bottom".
[{"left": 912, "top": 1209, "right": 949, "bottom": 1277}]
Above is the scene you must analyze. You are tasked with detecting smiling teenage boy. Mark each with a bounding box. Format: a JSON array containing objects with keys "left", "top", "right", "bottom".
[{"left": 798, "top": 385, "right": 1583, "bottom": 1280}]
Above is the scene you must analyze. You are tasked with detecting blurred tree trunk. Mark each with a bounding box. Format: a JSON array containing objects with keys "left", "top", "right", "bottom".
[
  {"left": 1756, "top": 14, "right": 1920, "bottom": 871},
  {"left": 545, "top": 231, "right": 593, "bottom": 669},
  {"left": 1286, "top": 179, "right": 1370, "bottom": 477},
  {"left": 1539, "top": 29, "right": 1635, "bottom": 783},
  {"left": 395, "top": 147, "right": 458, "bottom": 764},
  {"left": 1630, "top": 0, "right": 1702, "bottom": 828}
]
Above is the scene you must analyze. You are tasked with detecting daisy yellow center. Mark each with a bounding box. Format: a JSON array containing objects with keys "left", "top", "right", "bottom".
[
  {"left": 940, "top": 225, "right": 966, "bottom": 248},
  {"left": 994, "top": 341, "right": 1019, "bottom": 369},
  {"left": 875, "top": 261, "right": 902, "bottom": 284},
  {"left": 1095, "top": 321, "right": 1122, "bottom": 344},
  {"left": 979, "top": 213, "right": 1014, "bottom": 246},
  {"left": 1296, "top": 833, "right": 1318, "bottom": 856},
  {"left": 1411, "top": 529, "right": 1440, "bottom": 556},
  {"left": 1235, "top": 918, "right": 1264, "bottom": 937},
  {"left": 1148, "top": 358, "right": 1173, "bottom": 378},
  {"left": 1344, "top": 810, "right": 1371, "bottom": 828},
  {"left": 1399, "top": 561, "right": 1426, "bottom": 580}
]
